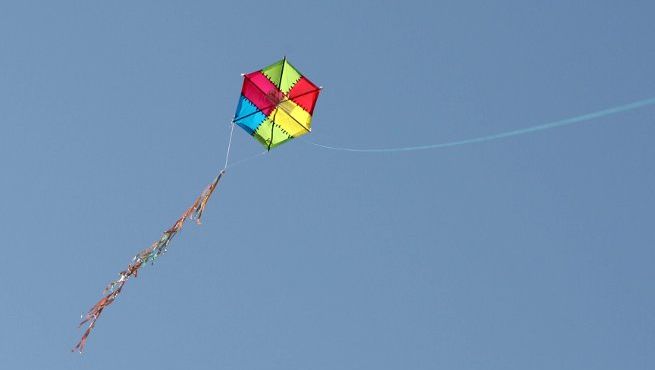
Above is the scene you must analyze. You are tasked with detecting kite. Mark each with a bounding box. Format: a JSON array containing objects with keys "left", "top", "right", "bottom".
[
  {"left": 234, "top": 57, "right": 321, "bottom": 149},
  {"left": 74, "top": 55, "right": 655, "bottom": 353},
  {"left": 74, "top": 58, "right": 321, "bottom": 352}
]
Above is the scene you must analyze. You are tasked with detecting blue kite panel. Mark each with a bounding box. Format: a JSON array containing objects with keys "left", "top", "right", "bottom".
[{"left": 234, "top": 95, "right": 267, "bottom": 134}]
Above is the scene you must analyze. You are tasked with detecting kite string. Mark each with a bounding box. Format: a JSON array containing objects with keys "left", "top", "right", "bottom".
[
  {"left": 221, "top": 121, "right": 267, "bottom": 171},
  {"left": 225, "top": 150, "right": 267, "bottom": 170},
  {"left": 223, "top": 122, "right": 235, "bottom": 170},
  {"left": 305, "top": 96, "right": 655, "bottom": 153}
]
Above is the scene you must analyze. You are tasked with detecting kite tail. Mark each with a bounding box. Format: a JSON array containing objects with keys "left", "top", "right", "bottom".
[{"left": 72, "top": 171, "right": 227, "bottom": 353}]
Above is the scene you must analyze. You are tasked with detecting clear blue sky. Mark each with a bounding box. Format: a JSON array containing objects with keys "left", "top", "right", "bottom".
[{"left": 1, "top": 1, "right": 654, "bottom": 369}]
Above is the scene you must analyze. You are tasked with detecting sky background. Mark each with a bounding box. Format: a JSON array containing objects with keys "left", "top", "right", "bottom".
[{"left": 1, "top": 1, "right": 654, "bottom": 369}]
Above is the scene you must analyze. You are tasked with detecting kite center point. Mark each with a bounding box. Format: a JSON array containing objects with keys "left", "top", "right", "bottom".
[{"left": 266, "top": 89, "right": 286, "bottom": 105}]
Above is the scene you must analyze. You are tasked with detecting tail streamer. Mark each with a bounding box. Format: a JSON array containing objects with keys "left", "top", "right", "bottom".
[
  {"left": 307, "top": 96, "right": 655, "bottom": 153},
  {"left": 73, "top": 124, "right": 235, "bottom": 353}
]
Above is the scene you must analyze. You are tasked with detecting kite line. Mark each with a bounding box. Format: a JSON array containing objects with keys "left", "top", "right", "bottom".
[
  {"left": 306, "top": 96, "right": 655, "bottom": 153},
  {"left": 226, "top": 150, "right": 268, "bottom": 170}
]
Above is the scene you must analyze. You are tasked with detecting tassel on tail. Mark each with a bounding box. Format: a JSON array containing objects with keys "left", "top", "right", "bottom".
[{"left": 191, "top": 170, "right": 225, "bottom": 224}]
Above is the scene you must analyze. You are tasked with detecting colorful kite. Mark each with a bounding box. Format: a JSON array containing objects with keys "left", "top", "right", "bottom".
[
  {"left": 72, "top": 55, "right": 655, "bottom": 353},
  {"left": 74, "top": 58, "right": 320, "bottom": 352},
  {"left": 234, "top": 58, "right": 321, "bottom": 149}
]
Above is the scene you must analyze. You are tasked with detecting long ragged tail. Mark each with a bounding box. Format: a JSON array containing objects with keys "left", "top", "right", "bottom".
[{"left": 72, "top": 170, "right": 226, "bottom": 353}]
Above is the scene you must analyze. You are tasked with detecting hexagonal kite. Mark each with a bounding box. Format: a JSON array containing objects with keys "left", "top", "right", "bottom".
[{"left": 234, "top": 58, "right": 321, "bottom": 149}]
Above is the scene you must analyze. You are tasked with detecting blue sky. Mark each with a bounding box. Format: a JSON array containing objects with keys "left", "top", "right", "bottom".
[{"left": 1, "top": 1, "right": 654, "bottom": 369}]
